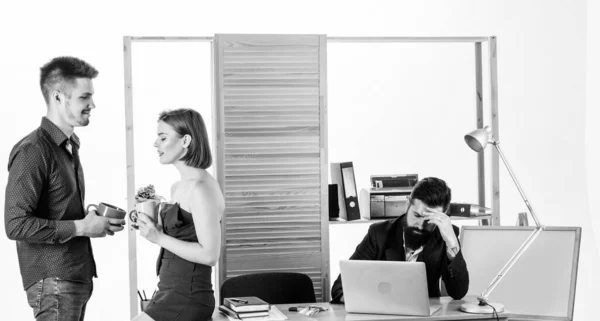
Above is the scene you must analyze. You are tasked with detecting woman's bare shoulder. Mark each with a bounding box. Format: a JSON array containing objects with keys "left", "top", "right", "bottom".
[{"left": 189, "top": 177, "right": 223, "bottom": 202}]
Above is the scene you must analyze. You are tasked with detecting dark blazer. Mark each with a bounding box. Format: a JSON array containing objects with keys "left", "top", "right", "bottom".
[{"left": 330, "top": 214, "right": 469, "bottom": 303}]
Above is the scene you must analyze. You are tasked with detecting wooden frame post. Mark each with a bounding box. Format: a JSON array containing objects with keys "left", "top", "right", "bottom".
[
  {"left": 318, "top": 35, "right": 331, "bottom": 301},
  {"left": 209, "top": 38, "right": 221, "bottom": 305},
  {"left": 489, "top": 36, "right": 500, "bottom": 225},
  {"left": 123, "top": 36, "right": 138, "bottom": 319},
  {"left": 475, "top": 42, "right": 488, "bottom": 225},
  {"left": 212, "top": 34, "right": 227, "bottom": 302}
]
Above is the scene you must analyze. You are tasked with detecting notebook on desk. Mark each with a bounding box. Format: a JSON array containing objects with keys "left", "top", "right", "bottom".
[{"left": 339, "top": 260, "right": 442, "bottom": 316}]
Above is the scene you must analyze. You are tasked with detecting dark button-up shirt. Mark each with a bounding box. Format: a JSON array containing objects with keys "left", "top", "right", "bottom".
[{"left": 5, "top": 117, "right": 97, "bottom": 290}]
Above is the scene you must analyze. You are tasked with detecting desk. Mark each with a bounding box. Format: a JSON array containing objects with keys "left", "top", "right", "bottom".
[{"left": 211, "top": 296, "right": 508, "bottom": 321}]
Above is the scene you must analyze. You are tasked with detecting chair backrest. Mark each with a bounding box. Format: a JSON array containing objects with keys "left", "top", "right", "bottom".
[{"left": 220, "top": 272, "right": 317, "bottom": 304}]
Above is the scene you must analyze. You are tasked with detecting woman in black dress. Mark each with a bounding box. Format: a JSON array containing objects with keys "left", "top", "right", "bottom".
[{"left": 132, "top": 108, "right": 224, "bottom": 321}]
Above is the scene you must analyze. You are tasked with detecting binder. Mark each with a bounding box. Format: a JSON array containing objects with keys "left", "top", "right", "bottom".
[
  {"left": 448, "top": 203, "right": 492, "bottom": 218},
  {"left": 330, "top": 162, "right": 346, "bottom": 220},
  {"left": 330, "top": 162, "right": 360, "bottom": 221}
]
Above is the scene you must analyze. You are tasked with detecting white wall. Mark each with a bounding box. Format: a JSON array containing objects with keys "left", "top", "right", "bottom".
[
  {"left": 0, "top": 1, "right": 597, "bottom": 320},
  {"left": 585, "top": 0, "right": 600, "bottom": 315}
]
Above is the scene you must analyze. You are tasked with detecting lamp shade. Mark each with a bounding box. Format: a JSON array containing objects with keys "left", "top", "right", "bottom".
[{"left": 464, "top": 126, "right": 492, "bottom": 152}]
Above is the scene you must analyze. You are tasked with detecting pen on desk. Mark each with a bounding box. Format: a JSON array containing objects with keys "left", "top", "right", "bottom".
[
  {"left": 289, "top": 306, "right": 328, "bottom": 312},
  {"left": 229, "top": 298, "right": 249, "bottom": 304},
  {"left": 137, "top": 291, "right": 144, "bottom": 301},
  {"left": 143, "top": 290, "right": 148, "bottom": 300}
]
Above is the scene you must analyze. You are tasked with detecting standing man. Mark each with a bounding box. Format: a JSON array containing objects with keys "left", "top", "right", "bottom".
[
  {"left": 4, "top": 56, "right": 125, "bottom": 321},
  {"left": 331, "top": 177, "right": 469, "bottom": 303}
]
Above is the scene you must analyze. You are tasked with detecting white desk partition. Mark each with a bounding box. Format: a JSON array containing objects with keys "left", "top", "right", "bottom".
[{"left": 460, "top": 226, "right": 581, "bottom": 321}]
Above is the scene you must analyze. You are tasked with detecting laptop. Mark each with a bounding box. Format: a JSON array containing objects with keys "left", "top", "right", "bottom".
[{"left": 339, "top": 260, "right": 442, "bottom": 316}]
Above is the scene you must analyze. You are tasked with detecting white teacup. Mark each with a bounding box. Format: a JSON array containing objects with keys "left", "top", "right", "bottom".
[{"left": 129, "top": 200, "right": 160, "bottom": 229}]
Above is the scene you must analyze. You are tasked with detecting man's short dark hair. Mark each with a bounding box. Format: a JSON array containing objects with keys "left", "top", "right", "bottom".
[
  {"left": 409, "top": 177, "right": 452, "bottom": 212},
  {"left": 40, "top": 56, "right": 99, "bottom": 104},
  {"left": 158, "top": 108, "right": 212, "bottom": 169}
]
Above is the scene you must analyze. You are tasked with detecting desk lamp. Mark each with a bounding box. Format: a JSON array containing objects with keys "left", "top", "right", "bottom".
[{"left": 460, "top": 126, "right": 545, "bottom": 314}]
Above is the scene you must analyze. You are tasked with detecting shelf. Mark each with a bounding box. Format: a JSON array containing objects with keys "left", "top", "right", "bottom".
[
  {"left": 450, "top": 215, "right": 492, "bottom": 220},
  {"left": 329, "top": 218, "right": 390, "bottom": 225},
  {"left": 329, "top": 215, "right": 492, "bottom": 224}
]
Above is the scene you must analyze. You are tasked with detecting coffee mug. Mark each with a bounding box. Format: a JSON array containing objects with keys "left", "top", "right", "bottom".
[
  {"left": 87, "top": 202, "right": 126, "bottom": 226},
  {"left": 129, "top": 200, "right": 160, "bottom": 229}
]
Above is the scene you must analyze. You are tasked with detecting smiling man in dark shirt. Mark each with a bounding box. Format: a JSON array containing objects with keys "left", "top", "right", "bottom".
[{"left": 4, "top": 56, "right": 125, "bottom": 321}]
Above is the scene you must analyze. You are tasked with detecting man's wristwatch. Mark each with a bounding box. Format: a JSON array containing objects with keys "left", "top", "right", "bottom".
[{"left": 446, "top": 245, "right": 460, "bottom": 259}]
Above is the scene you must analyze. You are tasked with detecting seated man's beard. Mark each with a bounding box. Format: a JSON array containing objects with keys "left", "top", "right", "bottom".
[{"left": 403, "top": 225, "right": 433, "bottom": 251}]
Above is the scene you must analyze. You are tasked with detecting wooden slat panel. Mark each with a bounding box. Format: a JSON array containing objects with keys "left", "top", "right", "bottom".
[
  {"left": 225, "top": 64, "right": 319, "bottom": 70},
  {"left": 227, "top": 194, "right": 320, "bottom": 202},
  {"left": 225, "top": 151, "right": 320, "bottom": 158},
  {"left": 225, "top": 110, "right": 319, "bottom": 117},
  {"left": 224, "top": 57, "right": 319, "bottom": 63},
  {"left": 226, "top": 248, "right": 322, "bottom": 256},
  {"left": 225, "top": 130, "right": 319, "bottom": 138},
  {"left": 225, "top": 160, "right": 318, "bottom": 166},
  {"left": 226, "top": 177, "right": 319, "bottom": 185},
  {"left": 225, "top": 143, "right": 320, "bottom": 150},
  {"left": 228, "top": 199, "right": 320, "bottom": 207},
  {"left": 226, "top": 210, "right": 321, "bottom": 217},
  {"left": 227, "top": 217, "right": 320, "bottom": 225},
  {"left": 226, "top": 238, "right": 321, "bottom": 246},
  {"left": 224, "top": 61, "right": 319, "bottom": 67},
  {"left": 226, "top": 252, "right": 322, "bottom": 267},
  {"left": 216, "top": 34, "right": 327, "bottom": 302},
  {"left": 225, "top": 107, "right": 319, "bottom": 114},
  {"left": 224, "top": 75, "right": 319, "bottom": 82},
  {"left": 224, "top": 185, "right": 320, "bottom": 193},
  {"left": 224, "top": 47, "right": 318, "bottom": 52},
  {"left": 226, "top": 204, "right": 320, "bottom": 211},
  {"left": 227, "top": 216, "right": 319, "bottom": 223},
  {"left": 224, "top": 121, "right": 320, "bottom": 129},
  {"left": 225, "top": 170, "right": 320, "bottom": 177},
  {"left": 227, "top": 235, "right": 322, "bottom": 244},
  {"left": 225, "top": 51, "right": 318, "bottom": 57},
  {"left": 227, "top": 141, "right": 318, "bottom": 150},
  {"left": 225, "top": 157, "right": 320, "bottom": 165},
  {"left": 225, "top": 208, "right": 320, "bottom": 216},
  {"left": 224, "top": 80, "right": 319, "bottom": 87},
  {"left": 224, "top": 87, "right": 319, "bottom": 94}
]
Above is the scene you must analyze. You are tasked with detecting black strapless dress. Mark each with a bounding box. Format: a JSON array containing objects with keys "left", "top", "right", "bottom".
[{"left": 144, "top": 203, "right": 215, "bottom": 321}]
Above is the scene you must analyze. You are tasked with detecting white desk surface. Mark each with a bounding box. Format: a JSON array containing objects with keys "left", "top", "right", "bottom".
[{"left": 211, "top": 296, "right": 509, "bottom": 321}]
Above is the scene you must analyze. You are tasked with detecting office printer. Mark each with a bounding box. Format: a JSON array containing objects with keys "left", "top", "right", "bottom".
[{"left": 368, "top": 174, "right": 418, "bottom": 219}]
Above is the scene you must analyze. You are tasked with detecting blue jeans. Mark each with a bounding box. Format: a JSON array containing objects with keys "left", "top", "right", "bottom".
[{"left": 25, "top": 278, "right": 93, "bottom": 321}]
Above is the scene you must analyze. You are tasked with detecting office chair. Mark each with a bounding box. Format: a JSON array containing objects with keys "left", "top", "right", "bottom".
[{"left": 220, "top": 272, "right": 317, "bottom": 304}]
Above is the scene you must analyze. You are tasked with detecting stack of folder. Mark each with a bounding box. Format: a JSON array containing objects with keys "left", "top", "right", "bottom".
[{"left": 220, "top": 297, "right": 271, "bottom": 320}]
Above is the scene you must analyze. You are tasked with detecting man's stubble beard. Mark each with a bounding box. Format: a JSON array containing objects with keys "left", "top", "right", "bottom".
[
  {"left": 403, "top": 225, "right": 433, "bottom": 250},
  {"left": 65, "top": 101, "right": 90, "bottom": 127}
]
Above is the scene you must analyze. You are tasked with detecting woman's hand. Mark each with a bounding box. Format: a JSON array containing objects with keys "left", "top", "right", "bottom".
[
  {"left": 137, "top": 212, "right": 163, "bottom": 245},
  {"left": 135, "top": 196, "right": 150, "bottom": 203}
]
